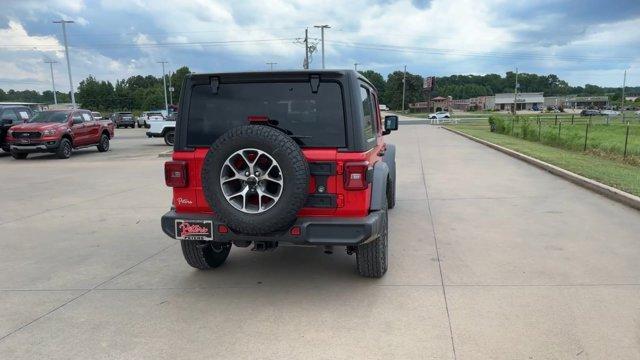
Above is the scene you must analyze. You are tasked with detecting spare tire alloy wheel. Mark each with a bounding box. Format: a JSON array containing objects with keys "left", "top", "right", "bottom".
[
  {"left": 202, "top": 125, "right": 309, "bottom": 235},
  {"left": 220, "top": 148, "right": 283, "bottom": 213}
]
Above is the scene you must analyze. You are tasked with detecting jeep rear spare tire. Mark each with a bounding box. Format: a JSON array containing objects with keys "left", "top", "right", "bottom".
[{"left": 201, "top": 125, "right": 309, "bottom": 234}]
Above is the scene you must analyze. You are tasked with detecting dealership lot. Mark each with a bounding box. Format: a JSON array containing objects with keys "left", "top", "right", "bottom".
[{"left": 1, "top": 123, "right": 640, "bottom": 359}]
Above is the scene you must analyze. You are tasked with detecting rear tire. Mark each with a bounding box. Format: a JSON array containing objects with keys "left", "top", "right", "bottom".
[
  {"left": 56, "top": 138, "right": 72, "bottom": 159},
  {"left": 356, "top": 193, "right": 388, "bottom": 278},
  {"left": 164, "top": 129, "right": 175, "bottom": 146},
  {"left": 181, "top": 241, "right": 231, "bottom": 270},
  {"left": 11, "top": 151, "right": 28, "bottom": 159},
  {"left": 1, "top": 145, "right": 9, "bottom": 153},
  {"left": 97, "top": 134, "right": 110, "bottom": 152},
  {"left": 387, "top": 176, "right": 396, "bottom": 209}
]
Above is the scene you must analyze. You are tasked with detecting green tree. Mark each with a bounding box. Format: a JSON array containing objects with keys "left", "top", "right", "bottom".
[
  {"left": 358, "top": 70, "right": 386, "bottom": 95},
  {"left": 170, "top": 66, "right": 191, "bottom": 103},
  {"left": 384, "top": 71, "right": 424, "bottom": 110}
]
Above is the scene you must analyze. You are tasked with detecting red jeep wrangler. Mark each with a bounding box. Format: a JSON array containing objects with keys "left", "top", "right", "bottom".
[
  {"left": 6, "top": 109, "right": 114, "bottom": 159},
  {"left": 161, "top": 70, "right": 398, "bottom": 277}
]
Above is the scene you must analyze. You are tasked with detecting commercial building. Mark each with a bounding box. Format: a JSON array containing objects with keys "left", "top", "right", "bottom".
[
  {"left": 487, "top": 93, "right": 544, "bottom": 111},
  {"left": 544, "top": 96, "right": 609, "bottom": 109}
]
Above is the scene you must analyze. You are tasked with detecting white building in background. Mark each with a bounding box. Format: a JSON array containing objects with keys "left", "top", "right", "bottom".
[{"left": 486, "top": 93, "right": 544, "bottom": 111}]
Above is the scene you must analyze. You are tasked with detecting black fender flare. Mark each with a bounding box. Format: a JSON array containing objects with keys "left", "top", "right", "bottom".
[
  {"left": 369, "top": 160, "right": 389, "bottom": 211},
  {"left": 382, "top": 143, "right": 396, "bottom": 186}
]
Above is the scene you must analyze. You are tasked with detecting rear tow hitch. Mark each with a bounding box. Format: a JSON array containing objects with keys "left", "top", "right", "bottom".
[{"left": 252, "top": 241, "right": 278, "bottom": 252}]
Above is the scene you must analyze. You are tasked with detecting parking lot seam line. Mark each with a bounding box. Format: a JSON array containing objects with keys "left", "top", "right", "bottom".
[
  {"left": 4, "top": 283, "right": 638, "bottom": 292},
  {"left": 0, "top": 289, "right": 91, "bottom": 292},
  {"left": 429, "top": 195, "right": 548, "bottom": 201},
  {"left": 445, "top": 283, "right": 640, "bottom": 287},
  {"left": 0, "top": 242, "right": 176, "bottom": 343},
  {"left": 417, "top": 137, "right": 458, "bottom": 360},
  {"left": 0, "top": 186, "right": 146, "bottom": 227},
  {"left": 443, "top": 126, "right": 640, "bottom": 212},
  {"left": 92, "top": 284, "right": 446, "bottom": 291}
]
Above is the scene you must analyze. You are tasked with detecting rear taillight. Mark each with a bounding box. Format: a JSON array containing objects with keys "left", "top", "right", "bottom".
[
  {"left": 165, "top": 161, "right": 188, "bottom": 187},
  {"left": 344, "top": 161, "right": 369, "bottom": 190}
]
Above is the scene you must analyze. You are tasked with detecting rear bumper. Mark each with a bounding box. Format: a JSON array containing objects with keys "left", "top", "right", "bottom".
[{"left": 161, "top": 209, "right": 383, "bottom": 246}]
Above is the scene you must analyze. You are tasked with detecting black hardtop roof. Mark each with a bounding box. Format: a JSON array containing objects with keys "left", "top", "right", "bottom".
[{"left": 187, "top": 69, "right": 376, "bottom": 91}]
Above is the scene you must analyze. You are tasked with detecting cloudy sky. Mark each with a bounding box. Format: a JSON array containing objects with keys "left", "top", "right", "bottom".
[{"left": 1, "top": 0, "right": 639, "bottom": 92}]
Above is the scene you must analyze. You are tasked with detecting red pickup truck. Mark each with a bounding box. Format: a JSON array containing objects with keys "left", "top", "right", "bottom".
[{"left": 6, "top": 109, "right": 115, "bottom": 159}]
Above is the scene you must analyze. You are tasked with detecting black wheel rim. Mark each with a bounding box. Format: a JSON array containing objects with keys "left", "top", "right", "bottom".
[
  {"left": 102, "top": 137, "right": 109, "bottom": 150},
  {"left": 64, "top": 143, "right": 71, "bottom": 157},
  {"left": 167, "top": 133, "right": 174, "bottom": 145}
]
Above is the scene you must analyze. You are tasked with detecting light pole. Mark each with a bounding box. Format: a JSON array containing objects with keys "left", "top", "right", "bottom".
[
  {"left": 513, "top": 67, "right": 518, "bottom": 114},
  {"left": 402, "top": 65, "right": 406, "bottom": 113},
  {"left": 354, "top": 62, "right": 361, "bottom": 72},
  {"left": 314, "top": 25, "right": 330, "bottom": 69},
  {"left": 44, "top": 59, "right": 58, "bottom": 104},
  {"left": 168, "top": 70, "right": 173, "bottom": 105},
  {"left": 53, "top": 20, "right": 75, "bottom": 108},
  {"left": 158, "top": 61, "right": 169, "bottom": 114},
  {"left": 266, "top": 62, "right": 277, "bottom": 71}
]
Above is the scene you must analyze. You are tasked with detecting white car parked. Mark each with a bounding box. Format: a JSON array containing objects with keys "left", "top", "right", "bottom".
[
  {"left": 428, "top": 111, "right": 451, "bottom": 124},
  {"left": 379, "top": 104, "right": 390, "bottom": 111},
  {"left": 600, "top": 109, "right": 620, "bottom": 116}
]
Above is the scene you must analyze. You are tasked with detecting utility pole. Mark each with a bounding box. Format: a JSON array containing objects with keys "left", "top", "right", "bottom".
[
  {"left": 44, "top": 59, "right": 58, "bottom": 104},
  {"left": 304, "top": 28, "right": 309, "bottom": 69},
  {"left": 53, "top": 20, "right": 75, "bottom": 108},
  {"left": 314, "top": 25, "right": 330, "bottom": 69},
  {"left": 621, "top": 69, "right": 627, "bottom": 111},
  {"left": 513, "top": 67, "right": 518, "bottom": 115},
  {"left": 266, "top": 62, "right": 277, "bottom": 71},
  {"left": 354, "top": 62, "right": 361, "bottom": 72},
  {"left": 158, "top": 61, "right": 169, "bottom": 114},
  {"left": 402, "top": 65, "right": 407, "bottom": 113}
]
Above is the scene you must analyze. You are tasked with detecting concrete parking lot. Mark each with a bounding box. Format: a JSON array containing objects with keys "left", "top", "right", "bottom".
[{"left": 1, "top": 123, "right": 639, "bottom": 359}]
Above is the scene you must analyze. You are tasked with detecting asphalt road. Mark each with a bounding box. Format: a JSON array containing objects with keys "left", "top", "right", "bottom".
[{"left": 1, "top": 124, "right": 639, "bottom": 359}]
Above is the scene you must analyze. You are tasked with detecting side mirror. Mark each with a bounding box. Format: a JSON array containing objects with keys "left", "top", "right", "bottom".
[{"left": 383, "top": 115, "right": 398, "bottom": 135}]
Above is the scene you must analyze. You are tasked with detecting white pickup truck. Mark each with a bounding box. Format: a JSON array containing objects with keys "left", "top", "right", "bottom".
[
  {"left": 146, "top": 114, "right": 176, "bottom": 146},
  {"left": 137, "top": 111, "right": 165, "bottom": 128}
]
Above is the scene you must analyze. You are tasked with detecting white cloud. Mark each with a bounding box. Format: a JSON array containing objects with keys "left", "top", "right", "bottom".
[{"left": 0, "top": 0, "right": 638, "bottom": 90}]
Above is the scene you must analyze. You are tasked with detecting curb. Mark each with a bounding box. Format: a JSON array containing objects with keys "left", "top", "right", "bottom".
[
  {"left": 158, "top": 150, "right": 173, "bottom": 158},
  {"left": 442, "top": 126, "right": 640, "bottom": 211}
]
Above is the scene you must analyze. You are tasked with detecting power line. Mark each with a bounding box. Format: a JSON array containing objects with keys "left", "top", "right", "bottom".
[
  {"left": 325, "top": 40, "right": 635, "bottom": 62},
  {"left": 0, "top": 38, "right": 304, "bottom": 50}
]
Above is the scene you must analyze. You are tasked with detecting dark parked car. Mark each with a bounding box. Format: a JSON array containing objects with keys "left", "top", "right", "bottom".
[
  {"left": 0, "top": 105, "right": 33, "bottom": 152},
  {"left": 580, "top": 109, "right": 600, "bottom": 116},
  {"left": 111, "top": 112, "right": 135, "bottom": 128}
]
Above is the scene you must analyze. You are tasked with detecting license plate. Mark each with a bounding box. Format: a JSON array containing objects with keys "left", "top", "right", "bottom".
[
  {"left": 20, "top": 138, "right": 30, "bottom": 144},
  {"left": 175, "top": 219, "right": 213, "bottom": 240}
]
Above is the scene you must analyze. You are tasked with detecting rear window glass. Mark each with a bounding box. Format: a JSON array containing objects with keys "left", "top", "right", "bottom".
[{"left": 186, "top": 82, "right": 346, "bottom": 147}]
